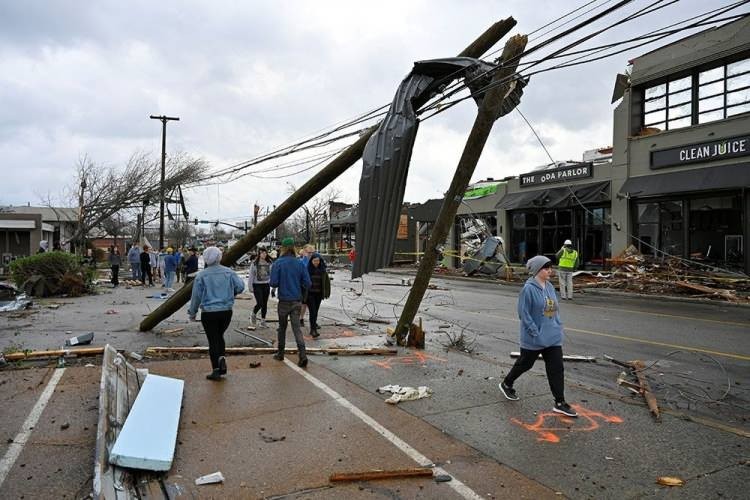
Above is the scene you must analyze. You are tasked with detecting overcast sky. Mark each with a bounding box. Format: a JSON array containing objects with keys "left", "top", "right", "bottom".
[{"left": 0, "top": 0, "right": 741, "bottom": 224}]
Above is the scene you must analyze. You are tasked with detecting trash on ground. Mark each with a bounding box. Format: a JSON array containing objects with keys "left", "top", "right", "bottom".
[
  {"left": 66, "top": 332, "right": 94, "bottom": 346},
  {"left": 195, "top": 471, "right": 225, "bottom": 485},
  {"left": 105, "top": 309, "right": 119, "bottom": 314},
  {"left": 0, "top": 293, "right": 32, "bottom": 313},
  {"left": 377, "top": 384, "right": 433, "bottom": 404},
  {"left": 128, "top": 352, "right": 144, "bottom": 361},
  {"left": 511, "top": 352, "right": 596, "bottom": 362},
  {"left": 330, "top": 467, "right": 433, "bottom": 482},
  {"left": 656, "top": 476, "right": 684, "bottom": 487},
  {"left": 435, "top": 474, "right": 452, "bottom": 482}
]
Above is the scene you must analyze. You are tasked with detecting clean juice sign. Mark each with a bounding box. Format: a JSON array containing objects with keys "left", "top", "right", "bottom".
[{"left": 651, "top": 136, "right": 749, "bottom": 169}]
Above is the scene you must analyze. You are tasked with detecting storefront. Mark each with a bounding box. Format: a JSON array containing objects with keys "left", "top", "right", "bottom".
[{"left": 496, "top": 162, "right": 612, "bottom": 268}]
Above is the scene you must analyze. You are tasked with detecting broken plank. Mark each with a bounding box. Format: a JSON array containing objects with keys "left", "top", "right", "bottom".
[
  {"left": 631, "top": 360, "right": 660, "bottom": 420},
  {"left": 94, "top": 345, "right": 148, "bottom": 500},
  {"left": 330, "top": 467, "right": 433, "bottom": 482},
  {"left": 4, "top": 347, "right": 106, "bottom": 361},
  {"left": 511, "top": 352, "right": 596, "bottom": 362}
]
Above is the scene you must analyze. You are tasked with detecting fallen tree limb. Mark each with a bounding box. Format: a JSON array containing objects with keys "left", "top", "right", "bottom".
[{"left": 330, "top": 467, "right": 433, "bottom": 482}]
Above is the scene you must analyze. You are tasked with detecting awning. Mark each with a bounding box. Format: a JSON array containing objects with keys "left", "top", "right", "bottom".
[
  {"left": 619, "top": 163, "right": 750, "bottom": 197},
  {"left": 496, "top": 181, "right": 610, "bottom": 210},
  {"left": 0, "top": 220, "right": 35, "bottom": 229}
]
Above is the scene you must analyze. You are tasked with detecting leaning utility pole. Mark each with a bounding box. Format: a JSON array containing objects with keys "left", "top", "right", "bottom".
[
  {"left": 394, "top": 34, "right": 529, "bottom": 343},
  {"left": 150, "top": 114, "right": 180, "bottom": 250},
  {"left": 139, "top": 17, "right": 516, "bottom": 332}
]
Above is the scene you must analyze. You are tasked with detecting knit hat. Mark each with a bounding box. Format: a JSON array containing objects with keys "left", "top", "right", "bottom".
[
  {"left": 203, "top": 246, "right": 222, "bottom": 267},
  {"left": 526, "top": 255, "right": 551, "bottom": 276},
  {"left": 281, "top": 237, "right": 295, "bottom": 247}
]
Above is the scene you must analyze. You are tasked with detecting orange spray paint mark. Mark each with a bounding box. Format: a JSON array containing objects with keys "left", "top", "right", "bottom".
[
  {"left": 371, "top": 351, "right": 447, "bottom": 370},
  {"left": 512, "top": 404, "right": 623, "bottom": 443}
]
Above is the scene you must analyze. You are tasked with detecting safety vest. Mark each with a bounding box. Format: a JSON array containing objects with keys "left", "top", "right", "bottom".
[{"left": 558, "top": 248, "right": 578, "bottom": 270}]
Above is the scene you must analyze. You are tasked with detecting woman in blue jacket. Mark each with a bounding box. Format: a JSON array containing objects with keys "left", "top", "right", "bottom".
[
  {"left": 498, "top": 255, "right": 578, "bottom": 417},
  {"left": 188, "top": 246, "right": 246, "bottom": 380}
]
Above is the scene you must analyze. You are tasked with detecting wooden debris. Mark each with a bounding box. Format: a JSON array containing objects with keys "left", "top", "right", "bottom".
[
  {"left": 4, "top": 346, "right": 106, "bottom": 361},
  {"left": 354, "top": 316, "right": 391, "bottom": 324},
  {"left": 656, "top": 476, "right": 684, "bottom": 487},
  {"left": 233, "top": 328, "right": 273, "bottom": 346},
  {"left": 606, "top": 355, "right": 660, "bottom": 420},
  {"left": 330, "top": 467, "right": 433, "bottom": 482},
  {"left": 511, "top": 352, "right": 596, "bottom": 362},
  {"left": 161, "top": 327, "right": 184, "bottom": 335},
  {"left": 144, "top": 346, "right": 397, "bottom": 356}
]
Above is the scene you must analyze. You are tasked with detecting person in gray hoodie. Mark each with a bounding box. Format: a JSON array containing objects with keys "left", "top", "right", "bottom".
[{"left": 498, "top": 255, "right": 578, "bottom": 417}]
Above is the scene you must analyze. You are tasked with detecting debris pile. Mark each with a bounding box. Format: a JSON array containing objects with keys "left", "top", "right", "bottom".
[{"left": 578, "top": 245, "right": 749, "bottom": 303}]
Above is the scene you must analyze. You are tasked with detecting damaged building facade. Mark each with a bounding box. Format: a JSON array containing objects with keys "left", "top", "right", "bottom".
[
  {"left": 483, "top": 17, "right": 750, "bottom": 274},
  {"left": 0, "top": 206, "right": 78, "bottom": 272}
]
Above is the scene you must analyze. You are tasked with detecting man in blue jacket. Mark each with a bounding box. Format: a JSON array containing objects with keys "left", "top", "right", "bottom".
[{"left": 270, "top": 237, "right": 312, "bottom": 367}]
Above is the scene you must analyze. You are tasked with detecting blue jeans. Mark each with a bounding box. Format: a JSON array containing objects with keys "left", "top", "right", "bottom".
[{"left": 164, "top": 270, "right": 175, "bottom": 289}]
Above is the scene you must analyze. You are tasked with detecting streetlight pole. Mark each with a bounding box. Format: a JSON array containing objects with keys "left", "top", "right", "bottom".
[{"left": 149, "top": 114, "right": 180, "bottom": 250}]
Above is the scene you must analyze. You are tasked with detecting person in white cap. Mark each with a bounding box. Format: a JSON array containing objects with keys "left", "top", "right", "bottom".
[
  {"left": 498, "top": 255, "right": 578, "bottom": 417},
  {"left": 555, "top": 239, "right": 579, "bottom": 300},
  {"left": 188, "top": 246, "right": 246, "bottom": 380}
]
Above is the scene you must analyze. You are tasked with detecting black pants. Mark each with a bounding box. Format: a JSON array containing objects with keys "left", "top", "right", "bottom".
[
  {"left": 503, "top": 346, "right": 565, "bottom": 403},
  {"left": 111, "top": 265, "right": 119, "bottom": 286},
  {"left": 201, "top": 310, "right": 233, "bottom": 369},
  {"left": 306, "top": 292, "right": 323, "bottom": 329},
  {"left": 252, "top": 283, "right": 270, "bottom": 318},
  {"left": 141, "top": 263, "right": 153, "bottom": 285}
]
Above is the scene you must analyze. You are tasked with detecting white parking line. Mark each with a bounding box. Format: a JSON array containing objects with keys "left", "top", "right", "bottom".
[
  {"left": 286, "top": 360, "right": 483, "bottom": 500},
  {"left": 0, "top": 368, "right": 66, "bottom": 488}
]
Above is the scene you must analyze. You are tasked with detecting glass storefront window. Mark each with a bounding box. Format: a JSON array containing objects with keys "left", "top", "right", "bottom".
[{"left": 689, "top": 195, "right": 743, "bottom": 263}]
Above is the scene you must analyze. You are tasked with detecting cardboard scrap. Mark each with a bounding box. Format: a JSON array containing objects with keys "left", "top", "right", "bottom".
[{"left": 377, "top": 384, "right": 433, "bottom": 404}]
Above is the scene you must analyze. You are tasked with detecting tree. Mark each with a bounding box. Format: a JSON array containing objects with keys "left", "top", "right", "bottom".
[
  {"left": 64, "top": 152, "right": 208, "bottom": 254},
  {"left": 285, "top": 185, "right": 343, "bottom": 246}
]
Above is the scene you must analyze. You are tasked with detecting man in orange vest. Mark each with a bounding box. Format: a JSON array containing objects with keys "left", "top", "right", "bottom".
[{"left": 555, "top": 239, "right": 579, "bottom": 300}]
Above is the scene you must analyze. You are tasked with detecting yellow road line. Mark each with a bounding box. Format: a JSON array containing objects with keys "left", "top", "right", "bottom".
[
  {"left": 573, "top": 304, "right": 750, "bottom": 328},
  {"left": 459, "top": 310, "right": 750, "bottom": 362},
  {"left": 566, "top": 326, "right": 750, "bottom": 361}
]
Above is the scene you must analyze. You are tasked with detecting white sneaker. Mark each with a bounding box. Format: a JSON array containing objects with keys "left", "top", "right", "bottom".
[
  {"left": 260, "top": 319, "right": 267, "bottom": 328},
  {"left": 251, "top": 312, "right": 257, "bottom": 325}
]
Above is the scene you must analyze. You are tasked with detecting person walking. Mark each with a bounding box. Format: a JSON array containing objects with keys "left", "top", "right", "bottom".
[
  {"left": 108, "top": 247, "right": 121, "bottom": 287},
  {"left": 127, "top": 243, "right": 141, "bottom": 281},
  {"left": 555, "top": 239, "right": 579, "bottom": 300},
  {"left": 188, "top": 246, "right": 245, "bottom": 380},
  {"left": 248, "top": 248, "right": 272, "bottom": 328},
  {"left": 163, "top": 248, "right": 177, "bottom": 291},
  {"left": 269, "top": 238, "right": 311, "bottom": 367},
  {"left": 140, "top": 245, "right": 154, "bottom": 286},
  {"left": 498, "top": 255, "right": 578, "bottom": 417},
  {"left": 184, "top": 247, "right": 199, "bottom": 283},
  {"left": 305, "top": 252, "right": 330, "bottom": 338},
  {"left": 298, "top": 244, "right": 314, "bottom": 327},
  {"left": 174, "top": 247, "right": 183, "bottom": 283}
]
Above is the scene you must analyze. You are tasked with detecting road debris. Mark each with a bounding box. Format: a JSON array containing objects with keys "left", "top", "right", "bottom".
[
  {"left": 145, "top": 346, "right": 397, "bottom": 357},
  {"left": 195, "top": 471, "right": 225, "bottom": 485},
  {"left": 606, "top": 355, "right": 660, "bottom": 420},
  {"left": 377, "top": 385, "right": 433, "bottom": 404},
  {"left": 656, "top": 476, "right": 684, "bottom": 487},
  {"left": 65, "top": 332, "right": 94, "bottom": 346},
  {"left": 233, "top": 328, "right": 273, "bottom": 346},
  {"left": 511, "top": 352, "right": 596, "bottom": 362},
  {"left": 162, "top": 327, "right": 185, "bottom": 335},
  {"left": 330, "top": 467, "right": 433, "bottom": 482}
]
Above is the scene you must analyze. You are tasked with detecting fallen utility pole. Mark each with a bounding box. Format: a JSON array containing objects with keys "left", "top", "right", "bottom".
[
  {"left": 139, "top": 17, "right": 517, "bottom": 332},
  {"left": 394, "top": 33, "right": 529, "bottom": 343}
]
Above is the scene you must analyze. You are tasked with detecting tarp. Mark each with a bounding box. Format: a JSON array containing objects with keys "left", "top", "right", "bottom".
[{"left": 618, "top": 164, "right": 750, "bottom": 197}]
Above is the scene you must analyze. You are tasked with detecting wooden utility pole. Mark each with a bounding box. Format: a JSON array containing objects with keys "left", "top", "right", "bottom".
[
  {"left": 150, "top": 115, "right": 180, "bottom": 250},
  {"left": 139, "top": 17, "right": 516, "bottom": 332},
  {"left": 394, "top": 34, "right": 529, "bottom": 343}
]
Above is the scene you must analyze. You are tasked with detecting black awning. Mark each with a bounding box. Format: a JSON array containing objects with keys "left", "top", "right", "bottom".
[
  {"left": 496, "top": 181, "right": 610, "bottom": 210},
  {"left": 619, "top": 163, "right": 750, "bottom": 197}
]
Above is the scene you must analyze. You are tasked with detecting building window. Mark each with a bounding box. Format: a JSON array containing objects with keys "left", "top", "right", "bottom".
[{"left": 642, "top": 56, "right": 750, "bottom": 130}]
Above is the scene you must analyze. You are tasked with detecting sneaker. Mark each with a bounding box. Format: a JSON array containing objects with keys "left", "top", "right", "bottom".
[
  {"left": 251, "top": 312, "right": 257, "bottom": 325},
  {"left": 298, "top": 357, "right": 308, "bottom": 368},
  {"left": 553, "top": 402, "right": 578, "bottom": 417},
  {"left": 310, "top": 329, "right": 320, "bottom": 338},
  {"left": 273, "top": 353, "right": 284, "bottom": 361},
  {"left": 218, "top": 356, "right": 227, "bottom": 375},
  {"left": 259, "top": 319, "right": 267, "bottom": 328},
  {"left": 315, "top": 324, "right": 322, "bottom": 330},
  {"left": 206, "top": 369, "right": 222, "bottom": 381},
  {"left": 499, "top": 382, "right": 519, "bottom": 401}
]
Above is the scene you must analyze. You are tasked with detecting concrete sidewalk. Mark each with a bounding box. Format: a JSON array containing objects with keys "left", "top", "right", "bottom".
[{"left": 0, "top": 356, "right": 558, "bottom": 499}]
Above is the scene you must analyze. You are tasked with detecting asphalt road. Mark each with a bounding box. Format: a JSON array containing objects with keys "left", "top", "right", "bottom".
[{"left": 1, "top": 267, "right": 748, "bottom": 498}]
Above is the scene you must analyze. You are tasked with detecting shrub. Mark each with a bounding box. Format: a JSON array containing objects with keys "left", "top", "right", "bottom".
[{"left": 9, "top": 252, "right": 96, "bottom": 297}]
